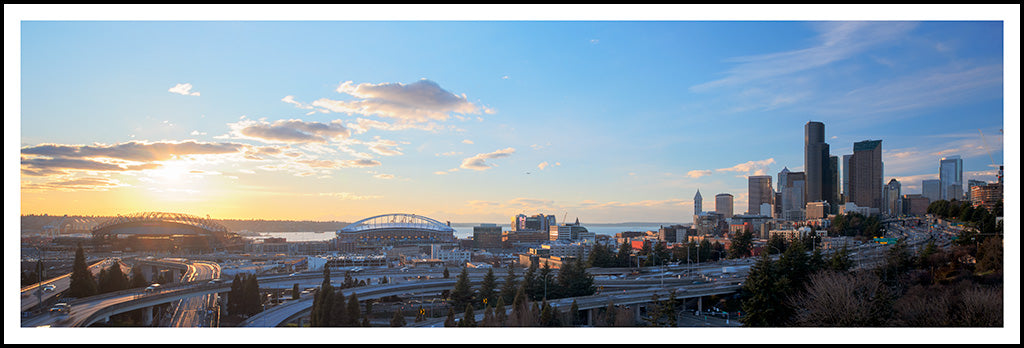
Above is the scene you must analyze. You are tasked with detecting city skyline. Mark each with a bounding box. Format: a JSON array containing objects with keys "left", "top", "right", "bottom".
[{"left": 13, "top": 12, "right": 1011, "bottom": 225}]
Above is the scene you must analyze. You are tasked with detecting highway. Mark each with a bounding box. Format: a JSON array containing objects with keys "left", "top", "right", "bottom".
[
  {"left": 240, "top": 262, "right": 750, "bottom": 327},
  {"left": 20, "top": 258, "right": 125, "bottom": 314},
  {"left": 166, "top": 261, "right": 221, "bottom": 327}
]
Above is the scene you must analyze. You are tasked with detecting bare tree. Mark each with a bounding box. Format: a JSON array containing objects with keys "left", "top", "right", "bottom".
[{"left": 789, "top": 271, "right": 893, "bottom": 326}]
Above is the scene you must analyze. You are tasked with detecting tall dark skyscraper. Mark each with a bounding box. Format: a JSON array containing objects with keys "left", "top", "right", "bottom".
[
  {"left": 828, "top": 155, "right": 839, "bottom": 212},
  {"left": 849, "top": 140, "right": 884, "bottom": 209},
  {"left": 804, "top": 121, "right": 834, "bottom": 205}
]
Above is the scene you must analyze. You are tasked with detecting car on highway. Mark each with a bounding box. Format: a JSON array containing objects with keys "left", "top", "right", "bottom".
[
  {"left": 208, "top": 278, "right": 223, "bottom": 284},
  {"left": 43, "top": 284, "right": 57, "bottom": 292},
  {"left": 49, "top": 303, "right": 71, "bottom": 315},
  {"left": 145, "top": 283, "right": 161, "bottom": 292}
]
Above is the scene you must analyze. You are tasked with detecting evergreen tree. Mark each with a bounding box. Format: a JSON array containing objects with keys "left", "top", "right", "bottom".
[
  {"left": 478, "top": 268, "right": 496, "bottom": 308},
  {"left": 521, "top": 263, "right": 540, "bottom": 302},
  {"left": 129, "top": 266, "right": 148, "bottom": 289},
  {"left": 444, "top": 307, "right": 457, "bottom": 327},
  {"left": 500, "top": 263, "right": 518, "bottom": 304},
  {"left": 604, "top": 299, "right": 617, "bottom": 327},
  {"left": 459, "top": 304, "right": 477, "bottom": 327},
  {"left": 808, "top": 248, "right": 826, "bottom": 274},
  {"left": 343, "top": 271, "right": 355, "bottom": 288},
  {"left": 557, "top": 258, "right": 595, "bottom": 298},
  {"left": 537, "top": 262, "right": 554, "bottom": 300},
  {"left": 729, "top": 230, "right": 754, "bottom": 259},
  {"left": 766, "top": 233, "right": 788, "bottom": 254},
  {"left": 777, "top": 240, "right": 811, "bottom": 290},
  {"left": 494, "top": 297, "right": 508, "bottom": 326},
  {"left": 739, "top": 252, "right": 789, "bottom": 326},
  {"left": 482, "top": 305, "right": 496, "bottom": 327},
  {"left": 511, "top": 284, "right": 528, "bottom": 327},
  {"left": 391, "top": 309, "right": 407, "bottom": 327},
  {"left": 228, "top": 274, "right": 242, "bottom": 316},
  {"left": 443, "top": 266, "right": 450, "bottom": 279},
  {"left": 539, "top": 301, "right": 555, "bottom": 326},
  {"left": 99, "top": 262, "right": 129, "bottom": 294},
  {"left": 450, "top": 267, "right": 474, "bottom": 310},
  {"left": 362, "top": 316, "right": 370, "bottom": 327},
  {"left": 569, "top": 300, "right": 580, "bottom": 327},
  {"left": 68, "top": 243, "right": 97, "bottom": 298},
  {"left": 244, "top": 274, "right": 262, "bottom": 316},
  {"left": 828, "top": 246, "right": 854, "bottom": 272},
  {"left": 615, "top": 241, "right": 633, "bottom": 267},
  {"left": 329, "top": 290, "right": 346, "bottom": 327},
  {"left": 347, "top": 292, "right": 361, "bottom": 326}
]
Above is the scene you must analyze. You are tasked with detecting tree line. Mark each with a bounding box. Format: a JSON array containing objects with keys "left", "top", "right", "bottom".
[{"left": 738, "top": 230, "right": 1003, "bottom": 326}]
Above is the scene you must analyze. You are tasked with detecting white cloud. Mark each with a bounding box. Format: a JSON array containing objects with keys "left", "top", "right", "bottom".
[
  {"left": 168, "top": 83, "right": 201, "bottom": 96},
  {"left": 318, "top": 192, "right": 380, "bottom": 200},
  {"left": 312, "top": 79, "right": 486, "bottom": 124},
  {"left": 374, "top": 173, "right": 395, "bottom": 180},
  {"left": 538, "top": 161, "right": 549, "bottom": 170},
  {"left": 190, "top": 130, "right": 207, "bottom": 136},
  {"left": 462, "top": 139, "right": 474, "bottom": 145},
  {"left": 716, "top": 158, "right": 776, "bottom": 176},
  {"left": 282, "top": 95, "right": 314, "bottom": 109},
  {"left": 687, "top": 170, "right": 713, "bottom": 178},
  {"left": 460, "top": 147, "right": 515, "bottom": 171},
  {"left": 225, "top": 119, "right": 351, "bottom": 144}
]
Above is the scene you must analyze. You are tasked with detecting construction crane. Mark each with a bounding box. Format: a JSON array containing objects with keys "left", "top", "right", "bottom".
[{"left": 978, "top": 129, "right": 997, "bottom": 168}]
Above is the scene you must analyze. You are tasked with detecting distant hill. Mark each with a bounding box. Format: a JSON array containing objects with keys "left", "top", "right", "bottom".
[{"left": 21, "top": 214, "right": 350, "bottom": 233}]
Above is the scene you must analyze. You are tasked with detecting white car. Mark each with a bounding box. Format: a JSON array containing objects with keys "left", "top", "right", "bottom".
[
  {"left": 43, "top": 284, "right": 57, "bottom": 292},
  {"left": 49, "top": 303, "right": 71, "bottom": 315}
]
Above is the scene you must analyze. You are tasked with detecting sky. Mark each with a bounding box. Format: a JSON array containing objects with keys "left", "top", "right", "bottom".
[
  {"left": 11, "top": 10, "right": 1015, "bottom": 225},
  {"left": 5, "top": 5, "right": 1020, "bottom": 345}
]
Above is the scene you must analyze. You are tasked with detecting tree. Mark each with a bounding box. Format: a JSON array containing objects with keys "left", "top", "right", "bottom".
[
  {"left": 739, "top": 252, "right": 789, "bottom": 326},
  {"left": 450, "top": 267, "right": 474, "bottom": 310},
  {"left": 478, "top": 268, "right": 496, "bottom": 308},
  {"left": 459, "top": 304, "right": 477, "bottom": 327},
  {"left": 444, "top": 307, "right": 457, "bottom": 327},
  {"left": 729, "top": 230, "right": 753, "bottom": 259},
  {"left": 827, "top": 246, "right": 854, "bottom": 272},
  {"left": 766, "top": 234, "right": 788, "bottom": 255},
  {"left": 98, "top": 263, "right": 129, "bottom": 294},
  {"left": 500, "top": 263, "right": 518, "bottom": 304},
  {"left": 68, "top": 243, "right": 97, "bottom": 298},
  {"left": 228, "top": 274, "right": 243, "bottom": 316},
  {"left": 128, "top": 266, "right": 148, "bottom": 289},
  {"left": 494, "top": 297, "right": 508, "bottom": 326},
  {"left": 789, "top": 271, "right": 894, "bottom": 326},
  {"left": 347, "top": 292, "right": 361, "bottom": 326},
  {"left": 390, "top": 309, "right": 407, "bottom": 327},
  {"left": 243, "top": 274, "right": 262, "bottom": 316},
  {"left": 615, "top": 241, "right": 632, "bottom": 267},
  {"left": 603, "top": 299, "right": 617, "bottom": 327},
  {"left": 557, "top": 258, "right": 595, "bottom": 298},
  {"left": 587, "top": 243, "right": 616, "bottom": 268},
  {"left": 443, "top": 266, "right": 450, "bottom": 279},
  {"left": 537, "top": 262, "right": 554, "bottom": 300},
  {"left": 482, "top": 305, "right": 497, "bottom": 327},
  {"left": 569, "top": 300, "right": 580, "bottom": 327},
  {"left": 539, "top": 301, "right": 557, "bottom": 327},
  {"left": 520, "top": 263, "right": 540, "bottom": 302}
]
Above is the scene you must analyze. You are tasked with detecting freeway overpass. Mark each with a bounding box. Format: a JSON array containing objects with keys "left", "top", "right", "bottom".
[{"left": 20, "top": 258, "right": 128, "bottom": 314}]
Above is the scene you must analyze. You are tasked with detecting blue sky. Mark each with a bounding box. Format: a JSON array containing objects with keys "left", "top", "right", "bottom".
[{"left": 13, "top": 18, "right": 1011, "bottom": 224}]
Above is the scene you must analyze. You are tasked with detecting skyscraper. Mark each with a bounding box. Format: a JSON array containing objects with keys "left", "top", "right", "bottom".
[
  {"left": 748, "top": 175, "right": 773, "bottom": 216},
  {"left": 828, "top": 155, "right": 840, "bottom": 212},
  {"left": 884, "top": 179, "right": 901, "bottom": 217},
  {"left": 778, "top": 167, "right": 806, "bottom": 221},
  {"left": 939, "top": 155, "right": 963, "bottom": 201},
  {"left": 922, "top": 179, "right": 942, "bottom": 203},
  {"left": 804, "top": 121, "right": 828, "bottom": 204},
  {"left": 842, "top": 154, "right": 852, "bottom": 202},
  {"left": 848, "top": 140, "right": 884, "bottom": 209},
  {"left": 715, "top": 193, "right": 734, "bottom": 218},
  {"left": 694, "top": 189, "right": 703, "bottom": 217}
]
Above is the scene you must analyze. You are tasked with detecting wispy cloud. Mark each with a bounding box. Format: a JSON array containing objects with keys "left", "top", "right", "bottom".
[
  {"left": 168, "top": 83, "right": 201, "bottom": 96},
  {"left": 460, "top": 147, "right": 516, "bottom": 171}
]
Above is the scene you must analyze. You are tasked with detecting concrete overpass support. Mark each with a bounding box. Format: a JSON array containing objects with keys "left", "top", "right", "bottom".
[
  {"left": 585, "top": 308, "right": 594, "bottom": 326},
  {"left": 142, "top": 306, "right": 154, "bottom": 326},
  {"left": 696, "top": 296, "right": 702, "bottom": 316}
]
